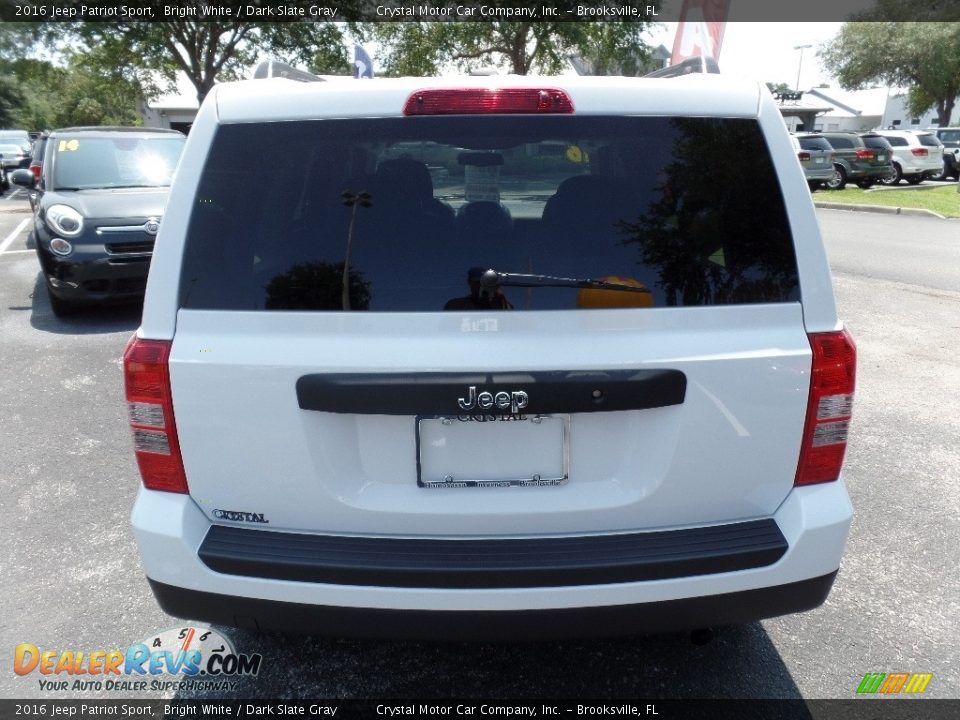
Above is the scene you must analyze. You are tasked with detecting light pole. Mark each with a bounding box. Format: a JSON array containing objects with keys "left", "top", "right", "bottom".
[{"left": 794, "top": 44, "right": 812, "bottom": 92}]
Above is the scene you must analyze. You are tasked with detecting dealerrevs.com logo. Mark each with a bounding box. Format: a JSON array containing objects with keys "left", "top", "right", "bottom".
[{"left": 14, "top": 626, "right": 262, "bottom": 693}]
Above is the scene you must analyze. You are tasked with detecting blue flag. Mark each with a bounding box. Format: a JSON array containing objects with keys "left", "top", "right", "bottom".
[{"left": 354, "top": 46, "right": 374, "bottom": 79}]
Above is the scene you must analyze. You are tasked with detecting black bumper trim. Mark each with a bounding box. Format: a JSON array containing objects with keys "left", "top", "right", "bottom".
[
  {"left": 148, "top": 570, "right": 837, "bottom": 641},
  {"left": 198, "top": 519, "right": 787, "bottom": 589},
  {"left": 295, "top": 369, "right": 686, "bottom": 416}
]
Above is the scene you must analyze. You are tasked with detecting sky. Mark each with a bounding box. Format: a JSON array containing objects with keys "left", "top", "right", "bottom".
[{"left": 645, "top": 22, "right": 844, "bottom": 89}]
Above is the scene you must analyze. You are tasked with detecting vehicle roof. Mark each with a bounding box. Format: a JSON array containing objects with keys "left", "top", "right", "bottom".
[
  {"left": 211, "top": 74, "right": 763, "bottom": 123},
  {"left": 875, "top": 129, "right": 935, "bottom": 135}
]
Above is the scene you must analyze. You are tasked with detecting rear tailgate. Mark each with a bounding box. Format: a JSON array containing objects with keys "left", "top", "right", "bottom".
[{"left": 170, "top": 305, "right": 810, "bottom": 536}]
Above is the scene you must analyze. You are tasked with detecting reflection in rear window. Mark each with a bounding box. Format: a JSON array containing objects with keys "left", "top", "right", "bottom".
[{"left": 180, "top": 117, "right": 799, "bottom": 312}]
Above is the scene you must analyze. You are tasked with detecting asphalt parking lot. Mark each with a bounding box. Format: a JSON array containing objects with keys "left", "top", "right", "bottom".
[{"left": 1, "top": 196, "right": 957, "bottom": 703}]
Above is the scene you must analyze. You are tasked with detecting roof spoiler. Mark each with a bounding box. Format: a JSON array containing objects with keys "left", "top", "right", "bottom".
[
  {"left": 644, "top": 56, "right": 720, "bottom": 79},
  {"left": 252, "top": 61, "right": 324, "bottom": 83}
]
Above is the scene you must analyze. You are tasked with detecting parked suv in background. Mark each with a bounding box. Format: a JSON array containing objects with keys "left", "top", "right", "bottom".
[
  {"left": 125, "top": 68, "right": 855, "bottom": 640},
  {"left": 25, "top": 130, "right": 49, "bottom": 210},
  {"left": 874, "top": 129, "right": 944, "bottom": 185},
  {"left": 931, "top": 127, "right": 960, "bottom": 181},
  {"left": 11, "top": 126, "right": 186, "bottom": 316},
  {"left": 791, "top": 134, "right": 836, "bottom": 190},
  {"left": 815, "top": 131, "right": 894, "bottom": 189}
]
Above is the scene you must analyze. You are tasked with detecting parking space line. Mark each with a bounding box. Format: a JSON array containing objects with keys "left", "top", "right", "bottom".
[{"left": 0, "top": 218, "right": 30, "bottom": 254}]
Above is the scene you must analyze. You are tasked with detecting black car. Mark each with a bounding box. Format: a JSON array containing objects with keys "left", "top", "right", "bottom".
[
  {"left": 10, "top": 126, "right": 186, "bottom": 316},
  {"left": 932, "top": 127, "right": 960, "bottom": 181}
]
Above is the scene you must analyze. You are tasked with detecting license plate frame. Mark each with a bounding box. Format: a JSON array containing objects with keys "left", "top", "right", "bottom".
[{"left": 416, "top": 414, "right": 570, "bottom": 488}]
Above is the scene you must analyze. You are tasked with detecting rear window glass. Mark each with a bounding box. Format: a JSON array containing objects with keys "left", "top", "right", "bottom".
[
  {"left": 825, "top": 136, "right": 854, "bottom": 149},
  {"left": 861, "top": 136, "right": 892, "bottom": 150},
  {"left": 180, "top": 117, "right": 799, "bottom": 312},
  {"left": 798, "top": 136, "right": 832, "bottom": 151},
  {"left": 885, "top": 136, "right": 908, "bottom": 147},
  {"left": 916, "top": 133, "right": 942, "bottom": 147},
  {"left": 938, "top": 130, "right": 960, "bottom": 143}
]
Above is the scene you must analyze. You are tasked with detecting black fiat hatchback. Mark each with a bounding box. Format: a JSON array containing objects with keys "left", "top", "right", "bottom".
[{"left": 11, "top": 126, "right": 186, "bottom": 316}]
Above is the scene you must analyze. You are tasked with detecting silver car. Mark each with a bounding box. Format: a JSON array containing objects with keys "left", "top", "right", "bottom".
[{"left": 791, "top": 134, "right": 835, "bottom": 190}]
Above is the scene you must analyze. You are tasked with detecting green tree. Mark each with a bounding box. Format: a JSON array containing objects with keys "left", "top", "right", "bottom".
[
  {"left": 0, "top": 75, "right": 25, "bottom": 127},
  {"left": 0, "top": 55, "right": 144, "bottom": 129},
  {"left": 819, "top": 22, "right": 960, "bottom": 126},
  {"left": 359, "top": 22, "right": 653, "bottom": 77},
  {"left": 20, "top": 17, "right": 347, "bottom": 107}
]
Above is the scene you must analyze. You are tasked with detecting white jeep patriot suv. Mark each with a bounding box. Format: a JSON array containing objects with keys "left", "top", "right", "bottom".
[{"left": 124, "top": 66, "right": 855, "bottom": 639}]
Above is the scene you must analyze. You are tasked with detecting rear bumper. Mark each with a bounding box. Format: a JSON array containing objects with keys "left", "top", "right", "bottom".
[
  {"left": 132, "top": 479, "right": 852, "bottom": 637},
  {"left": 148, "top": 570, "right": 838, "bottom": 641}
]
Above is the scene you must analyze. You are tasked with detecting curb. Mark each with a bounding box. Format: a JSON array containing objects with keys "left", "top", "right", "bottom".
[{"left": 814, "top": 202, "right": 947, "bottom": 220}]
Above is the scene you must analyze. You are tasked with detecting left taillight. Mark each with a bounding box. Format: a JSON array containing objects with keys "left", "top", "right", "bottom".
[
  {"left": 911, "top": 148, "right": 928, "bottom": 157},
  {"left": 30, "top": 163, "right": 41, "bottom": 183},
  {"left": 795, "top": 330, "right": 857, "bottom": 486},
  {"left": 855, "top": 149, "right": 875, "bottom": 160},
  {"left": 797, "top": 151, "right": 811, "bottom": 161},
  {"left": 123, "top": 336, "right": 188, "bottom": 493}
]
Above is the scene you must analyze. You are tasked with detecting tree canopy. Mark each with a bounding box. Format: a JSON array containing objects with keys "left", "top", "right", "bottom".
[
  {"left": 68, "top": 20, "right": 348, "bottom": 104},
  {"left": 358, "top": 22, "right": 654, "bottom": 77},
  {"left": 819, "top": 22, "right": 960, "bottom": 126}
]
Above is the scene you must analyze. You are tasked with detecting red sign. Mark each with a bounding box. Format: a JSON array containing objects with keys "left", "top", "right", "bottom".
[{"left": 670, "top": 0, "right": 730, "bottom": 65}]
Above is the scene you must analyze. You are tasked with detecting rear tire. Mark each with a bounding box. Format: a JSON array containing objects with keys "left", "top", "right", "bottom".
[
  {"left": 855, "top": 179, "right": 873, "bottom": 189},
  {"left": 906, "top": 175, "right": 922, "bottom": 185},
  {"left": 932, "top": 160, "right": 951, "bottom": 181},
  {"left": 880, "top": 163, "right": 902, "bottom": 185},
  {"left": 825, "top": 165, "right": 847, "bottom": 190}
]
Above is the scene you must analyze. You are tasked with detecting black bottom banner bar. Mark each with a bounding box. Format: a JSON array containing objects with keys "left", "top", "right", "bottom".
[{"left": 1, "top": 700, "right": 959, "bottom": 720}]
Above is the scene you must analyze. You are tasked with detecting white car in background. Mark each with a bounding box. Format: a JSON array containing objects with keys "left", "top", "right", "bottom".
[{"left": 874, "top": 129, "right": 945, "bottom": 185}]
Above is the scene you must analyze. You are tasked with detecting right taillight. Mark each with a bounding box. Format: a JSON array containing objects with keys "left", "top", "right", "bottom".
[
  {"left": 795, "top": 330, "right": 857, "bottom": 486},
  {"left": 123, "top": 336, "right": 189, "bottom": 494}
]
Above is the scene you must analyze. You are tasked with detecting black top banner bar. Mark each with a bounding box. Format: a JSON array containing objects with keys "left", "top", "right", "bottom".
[
  {"left": 2, "top": 699, "right": 960, "bottom": 720},
  {"left": 2, "top": 0, "right": 959, "bottom": 23}
]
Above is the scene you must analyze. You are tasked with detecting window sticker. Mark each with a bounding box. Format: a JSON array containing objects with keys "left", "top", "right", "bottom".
[{"left": 58, "top": 139, "right": 80, "bottom": 152}]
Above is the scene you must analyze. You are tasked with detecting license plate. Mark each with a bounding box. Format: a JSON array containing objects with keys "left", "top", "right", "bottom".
[
  {"left": 878, "top": 154, "right": 887, "bottom": 161},
  {"left": 815, "top": 157, "right": 824, "bottom": 163},
  {"left": 416, "top": 414, "right": 569, "bottom": 488}
]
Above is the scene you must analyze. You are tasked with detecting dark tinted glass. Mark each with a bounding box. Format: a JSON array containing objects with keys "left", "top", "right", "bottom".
[
  {"left": 885, "top": 136, "right": 908, "bottom": 147},
  {"left": 180, "top": 117, "right": 799, "bottom": 312},
  {"left": 798, "top": 136, "right": 832, "bottom": 151},
  {"left": 861, "top": 136, "right": 892, "bottom": 150},
  {"left": 916, "top": 134, "right": 942, "bottom": 147},
  {"left": 825, "top": 136, "right": 854, "bottom": 149}
]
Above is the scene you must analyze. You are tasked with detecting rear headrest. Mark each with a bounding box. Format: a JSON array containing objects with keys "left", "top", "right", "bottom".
[
  {"left": 375, "top": 158, "right": 434, "bottom": 205},
  {"left": 542, "top": 175, "right": 624, "bottom": 227},
  {"left": 456, "top": 201, "right": 513, "bottom": 239}
]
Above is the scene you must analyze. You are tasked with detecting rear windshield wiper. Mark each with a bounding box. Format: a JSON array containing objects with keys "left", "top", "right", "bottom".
[{"left": 480, "top": 269, "right": 652, "bottom": 295}]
